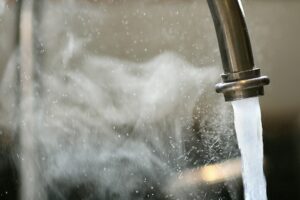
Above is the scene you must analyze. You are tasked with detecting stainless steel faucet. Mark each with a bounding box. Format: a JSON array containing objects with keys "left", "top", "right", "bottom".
[{"left": 207, "top": 0, "right": 269, "bottom": 101}]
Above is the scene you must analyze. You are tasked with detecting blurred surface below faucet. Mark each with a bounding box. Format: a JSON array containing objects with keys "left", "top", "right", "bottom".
[{"left": 207, "top": 0, "right": 269, "bottom": 101}]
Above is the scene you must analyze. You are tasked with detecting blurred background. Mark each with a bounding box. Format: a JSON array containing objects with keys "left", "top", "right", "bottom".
[{"left": 0, "top": 0, "right": 300, "bottom": 199}]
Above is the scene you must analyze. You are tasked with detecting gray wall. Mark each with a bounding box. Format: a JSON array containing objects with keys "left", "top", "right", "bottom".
[{"left": 0, "top": 2, "right": 17, "bottom": 80}]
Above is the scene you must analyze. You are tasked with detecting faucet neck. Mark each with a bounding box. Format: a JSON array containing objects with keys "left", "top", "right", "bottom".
[{"left": 207, "top": 0, "right": 269, "bottom": 101}]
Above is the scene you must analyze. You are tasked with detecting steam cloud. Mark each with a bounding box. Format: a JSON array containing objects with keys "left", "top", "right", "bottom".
[{"left": 0, "top": 1, "right": 240, "bottom": 198}]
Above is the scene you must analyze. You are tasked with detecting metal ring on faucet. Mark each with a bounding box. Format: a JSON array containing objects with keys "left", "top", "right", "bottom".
[{"left": 215, "top": 76, "right": 270, "bottom": 101}]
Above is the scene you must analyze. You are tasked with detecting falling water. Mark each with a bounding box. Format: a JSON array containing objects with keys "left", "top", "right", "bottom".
[{"left": 232, "top": 97, "right": 267, "bottom": 200}]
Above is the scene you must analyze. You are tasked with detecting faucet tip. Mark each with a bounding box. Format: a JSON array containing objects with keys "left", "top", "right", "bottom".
[{"left": 215, "top": 69, "right": 270, "bottom": 102}]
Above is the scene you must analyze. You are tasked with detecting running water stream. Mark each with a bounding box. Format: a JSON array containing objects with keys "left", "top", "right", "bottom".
[{"left": 232, "top": 97, "right": 267, "bottom": 200}]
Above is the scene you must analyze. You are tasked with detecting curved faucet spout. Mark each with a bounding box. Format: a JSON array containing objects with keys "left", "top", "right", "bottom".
[{"left": 207, "top": 0, "right": 269, "bottom": 101}]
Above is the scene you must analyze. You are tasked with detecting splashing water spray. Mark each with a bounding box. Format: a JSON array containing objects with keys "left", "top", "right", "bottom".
[{"left": 207, "top": 0, "right": 269, "bottom": 199}]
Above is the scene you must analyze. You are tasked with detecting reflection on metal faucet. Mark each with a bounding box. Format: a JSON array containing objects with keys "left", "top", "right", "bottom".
[{"left": 207, "top": 0, "right": 269, "bottom": 101}]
